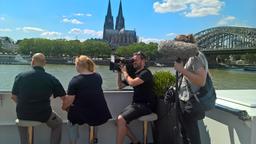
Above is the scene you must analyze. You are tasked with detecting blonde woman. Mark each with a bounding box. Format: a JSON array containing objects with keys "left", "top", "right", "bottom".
[{"left": 62, "top": 55, "right": 112, "bottom": 143}]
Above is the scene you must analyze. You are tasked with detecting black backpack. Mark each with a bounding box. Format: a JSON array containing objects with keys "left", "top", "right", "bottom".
[
  {"left": 182, "top": 73, "right": 216, "bottom": 120},
  {"left": 193, "top": 73, "right": 216, "bottom": 111}
]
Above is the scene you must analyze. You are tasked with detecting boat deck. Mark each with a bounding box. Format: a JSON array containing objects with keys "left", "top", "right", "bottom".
[{"left": 0, "top": 90, "right": 256, "bottom": 144}]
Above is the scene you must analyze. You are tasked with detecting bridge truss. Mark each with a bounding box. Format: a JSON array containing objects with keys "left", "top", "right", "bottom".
[{"left": 194, "top": 26, "right": 256, "bottom": 54}]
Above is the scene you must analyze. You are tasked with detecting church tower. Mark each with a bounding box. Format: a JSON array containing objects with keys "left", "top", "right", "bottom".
[
  {"left": 103, "top": 0, "right": 137, "bottom": 47},
  {"left": 115, "top": 0, "right": 125, "bottom": 31},
  {"left": 104, "top": 0, "right": 114, "bottom": 30}
]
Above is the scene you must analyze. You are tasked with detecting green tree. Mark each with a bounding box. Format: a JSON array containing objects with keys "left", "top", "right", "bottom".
[
  {"left": 16, "top": 38, "right": 160, "bottom": 61},
  {"left": 80, "top": 40, "right": 111, "bottom": 58},
  {"left": 115, "top": 42, "right": 158, "bottom": 60}
]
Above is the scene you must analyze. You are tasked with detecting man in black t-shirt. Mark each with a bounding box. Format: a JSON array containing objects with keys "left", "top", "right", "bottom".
[
  {"left": 11, "top": 53, "right": 66, "bottom": 144},
  {"left": 116, "top": 51, "right": 154, "bottom": 144}
]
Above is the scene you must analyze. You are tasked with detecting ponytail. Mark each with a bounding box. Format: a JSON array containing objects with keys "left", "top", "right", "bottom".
[{"left": 75, "top": 55, "right": 96, "bottom": 72}]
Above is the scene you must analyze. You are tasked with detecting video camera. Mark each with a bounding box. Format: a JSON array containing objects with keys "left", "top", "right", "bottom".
[{"left": 109, "top": 55, "right": 136, "bottom": 78}]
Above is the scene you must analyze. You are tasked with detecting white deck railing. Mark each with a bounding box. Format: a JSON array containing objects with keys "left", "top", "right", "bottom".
[{"left": 0, "top": 90, "right": 256, "bottom": 144}]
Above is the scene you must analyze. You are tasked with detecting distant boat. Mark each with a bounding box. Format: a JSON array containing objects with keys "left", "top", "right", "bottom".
[{"left": 243, "top": 66, "right": 256, "bottom": 71}]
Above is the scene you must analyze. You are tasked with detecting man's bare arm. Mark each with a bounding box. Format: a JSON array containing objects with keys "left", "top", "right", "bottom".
[
  {"left": 117, "top": 72, "right": 127, "bottom": 89},
  {"left": 61, "top": 95, "right": 75, "bottom": 111}
]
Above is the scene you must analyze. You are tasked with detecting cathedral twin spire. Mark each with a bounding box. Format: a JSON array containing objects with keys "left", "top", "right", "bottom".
[
  {"left": 115, "top": 0, "right": 125, "bottom": 30},
  {"left": 104, "top": 0, "right": 114, "bottom": 30},
  {"left": 104, "top": 0, "right": 125, "bottom": 31},
  {"left": 103, "top": 0, "right": 137, "bottom": 46}
]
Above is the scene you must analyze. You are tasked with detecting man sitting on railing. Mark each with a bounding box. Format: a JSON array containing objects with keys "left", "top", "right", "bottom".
[
  {"left": 116, "top": 51, "right": 155, "bottom": 144},
  {"left": 11, "top": 53, "right": 66, "bottom": 144}
]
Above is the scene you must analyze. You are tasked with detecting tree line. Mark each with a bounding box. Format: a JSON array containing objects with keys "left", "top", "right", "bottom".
[
  {"left": 1, "top": 38, "right": 255, "bottom": 65},
  {"left": 15, "top": 38, "right": 159, "bottom": 60},
  {"left": 16, "top": 38, "right": 112, "bottom": 58}
]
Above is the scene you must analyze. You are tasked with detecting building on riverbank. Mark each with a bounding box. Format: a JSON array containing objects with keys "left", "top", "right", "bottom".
[
  {"left": 0, "top": 54, "right": 29, "bottom": 65},
  {"left": 0, "top": 37, "right": 18, "bottom": 51}
]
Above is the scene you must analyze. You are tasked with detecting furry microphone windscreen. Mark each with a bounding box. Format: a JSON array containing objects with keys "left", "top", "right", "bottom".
[{"left": 158, "top": 40, "right": 199, "bottom": 61}]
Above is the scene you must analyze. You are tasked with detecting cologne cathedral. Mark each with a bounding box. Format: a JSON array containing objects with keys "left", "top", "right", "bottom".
[{"left": 103, "top": 0, "right": 138, "bottom": 47}]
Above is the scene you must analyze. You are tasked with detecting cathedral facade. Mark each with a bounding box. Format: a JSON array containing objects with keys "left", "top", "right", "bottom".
[{"left": 103, "top": 0, "right": 138, "bottom": 47}]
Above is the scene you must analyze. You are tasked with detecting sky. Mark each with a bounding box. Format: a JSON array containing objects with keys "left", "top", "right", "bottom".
[{"left": 0, "top": 0, "right": 255, "bottom": 43}]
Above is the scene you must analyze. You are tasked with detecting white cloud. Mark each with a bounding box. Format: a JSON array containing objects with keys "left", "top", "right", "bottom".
[
  {"left": 63, "top": 18, "right": 84, "bottom": 25},
  {"left": 185, "top": 1, "right": 223, "bottom": 17},
  {"left": 83, "top": 29, "right": 102, "bottom": 37},
  {"left": 217, "top": 16, "right": 236, "bottom": 26},
  {"left": 153, "top": 0, "right": 187, "bottom": 13},
  {"left": 22, "top": 27, "right": 45, "bottom": 33},
  {"left": 154, "top": 0, "right": 224, "bottom": 17},
  {"left": 41, "top": 31, "right": 62, "bottom": 37},
  {"left": 85, "top": 13, "right": 92, "bottom": 17},
  {"left": 216, "top": 16, "right": 251, "bottom": 27},
  {"left": 68, "top": 28, "right": 102, "bottom": 38},
  {"left": 0, "top": 28, "right": 12, "bottom": 32},
  {"left": 74, "top": 13, "right": 92, "bottom": 17},
  {"left": 166, "top": 32, "right": 176, "bottom": 37},
  {"left": 15, "top": 26, "right": 63, "bottom": 39},
  {"left": 69, "top": 28, "right": 82, "bottom": 34},
  {"left": 0, "top": 17, "right": 5, "bottom": 21},
  {"left": 74, "top": 13, "right": 84, "bottom": 16},
  {"left": 139, "top": 37, "right": 163, "bottom": 44}
]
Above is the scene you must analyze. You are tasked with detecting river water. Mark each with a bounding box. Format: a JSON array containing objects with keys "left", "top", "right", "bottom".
[{"left": 0, "top": 64, "right": 256, "bottom": 91}]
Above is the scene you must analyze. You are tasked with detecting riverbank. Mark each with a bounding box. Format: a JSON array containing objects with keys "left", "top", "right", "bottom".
[
  {"left": 1, "top": 54, "right": 255, "bottom": 69},
  {"left": 0, "top": 54, "right": 162, "bottom": 66}
]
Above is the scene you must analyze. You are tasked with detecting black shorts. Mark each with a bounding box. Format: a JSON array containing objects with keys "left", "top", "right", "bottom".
[{"left": 120, "top": 103, "right": 152, "bottom": 124}]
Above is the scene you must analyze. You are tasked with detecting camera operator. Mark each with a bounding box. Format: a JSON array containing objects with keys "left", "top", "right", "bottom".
[
  {"left": 116, "top": 51, "right": 154, "bottom": 144},
  {"left": 110, "top": 55, "right": 136, "bottom": 79}
]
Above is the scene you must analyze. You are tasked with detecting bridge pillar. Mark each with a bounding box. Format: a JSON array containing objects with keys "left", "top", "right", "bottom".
[{"left": 205, "top": 54, "right": 219, "bottom": 68}]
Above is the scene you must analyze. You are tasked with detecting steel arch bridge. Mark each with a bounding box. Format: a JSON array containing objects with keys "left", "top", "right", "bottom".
[{"left": 194, "top": 26, "right": 256, "bottom": 54}]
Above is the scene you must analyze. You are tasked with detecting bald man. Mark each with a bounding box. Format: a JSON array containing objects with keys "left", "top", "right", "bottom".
[{"left": 11, "top": 53, "right": 66, "bottom": 144}]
